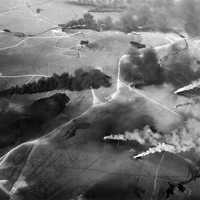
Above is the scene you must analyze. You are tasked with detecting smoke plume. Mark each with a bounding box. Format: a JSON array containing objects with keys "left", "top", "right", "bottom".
[
  {"left": 0, "top": 68, "right": 112, "bottom": 96},
  {"left": 120, "top": 46, "right": 200, "bottom": 89}
]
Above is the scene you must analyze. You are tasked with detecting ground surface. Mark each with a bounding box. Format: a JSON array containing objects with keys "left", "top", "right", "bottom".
[{"left": 1, "top": 1, "right": 200, "bottom": 200}]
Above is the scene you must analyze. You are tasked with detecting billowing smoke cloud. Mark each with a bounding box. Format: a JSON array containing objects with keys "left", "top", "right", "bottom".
[
  {"left": 124, "top": 123, "right": 200, "bottom": 156},
  {"left": 81, "top": 77, "right": 200, "bottom": 161},
  {"left": 127, "top": 84, "right": 200, "bottom": 156},
  {"left": 118, "top": 37, "right": 200, "bottom": 159},
  {"left": 120, "top": 47, "right": 165, "bottom": 87},
  {"left": 120, "top": 46, "right": 200, "bottom": 89},
  {"left": 99, "top": 90, "right": 200, "bottom": 165},
  {"left": 164, "top": 51, "right": 200, "bottom": 88},
  {"left": 0, "top": 69, "right": 112, "bottom": 96}
]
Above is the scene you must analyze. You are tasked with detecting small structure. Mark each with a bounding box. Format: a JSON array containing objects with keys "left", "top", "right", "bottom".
[
  {"left": 130, "top": 41, "right": 146, "bottom": 49},
  {"left": 3, "top": 29, "right": 11, "bottom": 33},
  {"left": 36, "top": 8, "right": 43, "bottom": 13},
  {"left": 174, "top": 79, "right": 200, "bottom": 97},
  {"left": 80, "top": 40, "right": 89, "bottom": 46},
  {"left": 14, "top": 32, "right": 26, "bottom": 38}
]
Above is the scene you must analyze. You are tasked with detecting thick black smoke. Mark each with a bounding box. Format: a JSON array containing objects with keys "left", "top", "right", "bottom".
[
  {"left": 164, "top": 52, "right": 200, "bottom": 88},
  {"left": 120, "top": 48, "right": 164, "bottom": 88},
  {"left": 0, "top": 68, "right": 111, "bottom": 96},
  {"left": 120, "top": 47, "right": 200, "bottom": 89}
]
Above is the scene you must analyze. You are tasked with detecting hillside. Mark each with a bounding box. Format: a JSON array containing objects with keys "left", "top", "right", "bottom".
[{"left": 1, "top": 0, "right": 200, "bottom": 199}]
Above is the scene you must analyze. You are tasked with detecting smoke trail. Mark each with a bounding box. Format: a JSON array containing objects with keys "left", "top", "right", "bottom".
[{"left": 0, "top": 69, "right": 112, "bottom": 96}]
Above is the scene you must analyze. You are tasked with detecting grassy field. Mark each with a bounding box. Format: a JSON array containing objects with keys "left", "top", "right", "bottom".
[
  {"left": 0, "top": 0, "right": 121, "bottom": 33},
  {"left": 0, "top": 29, "right": 179, "bottom": 111}
]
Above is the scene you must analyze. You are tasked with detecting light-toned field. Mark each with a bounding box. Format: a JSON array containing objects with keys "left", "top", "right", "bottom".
[
  {"left": 0, "top": 29, "right": 182, "bottom": 119},
  {"left": 0, "top": 0, "right": 121, "bottom": 33}
]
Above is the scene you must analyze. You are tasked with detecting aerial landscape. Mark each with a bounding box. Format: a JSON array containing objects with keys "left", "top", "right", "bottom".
[{"left": 1, "top": 0, "right": 200, "bottom": 199}]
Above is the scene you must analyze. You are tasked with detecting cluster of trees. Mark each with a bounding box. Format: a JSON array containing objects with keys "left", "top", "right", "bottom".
[
  {"left": 63, "top": 0, "right": 200, "bottom": 36},
  {"left": 0, "top": 68, "right": 111, "bottom": 96},
  {"left": 60, "top": 13, "right": 100, "bottom": 31}
]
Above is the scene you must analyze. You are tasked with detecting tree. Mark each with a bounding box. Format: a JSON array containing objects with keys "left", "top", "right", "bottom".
[{"left": 83, "top": 13, "right": 97, "bottom": 29}]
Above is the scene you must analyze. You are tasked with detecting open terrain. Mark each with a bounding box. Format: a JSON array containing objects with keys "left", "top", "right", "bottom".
[{"left": 1, "top": 0, "right": 200, "bottom": 200}]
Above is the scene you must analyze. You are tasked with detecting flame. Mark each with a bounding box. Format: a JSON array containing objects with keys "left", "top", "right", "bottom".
[{"left": 133, "top": 143, "right": 175, "bottom": 159}]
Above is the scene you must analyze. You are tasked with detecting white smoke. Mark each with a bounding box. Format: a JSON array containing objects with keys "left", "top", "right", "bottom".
[
  {"left": 133, "top": 143, "right": 176, "bottom": 159},
  {"left": 104, "top": 119, "right": 200, "bottom": 159}
]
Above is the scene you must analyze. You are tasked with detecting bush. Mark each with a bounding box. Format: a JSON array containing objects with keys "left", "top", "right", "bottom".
[{"left": 61, "top": 13, "right": 99, "bottom": 31}]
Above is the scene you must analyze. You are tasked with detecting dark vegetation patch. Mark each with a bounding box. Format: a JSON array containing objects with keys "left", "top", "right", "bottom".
[{"left": 0, "top": 93, "right": 69, "bottom": 148}]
